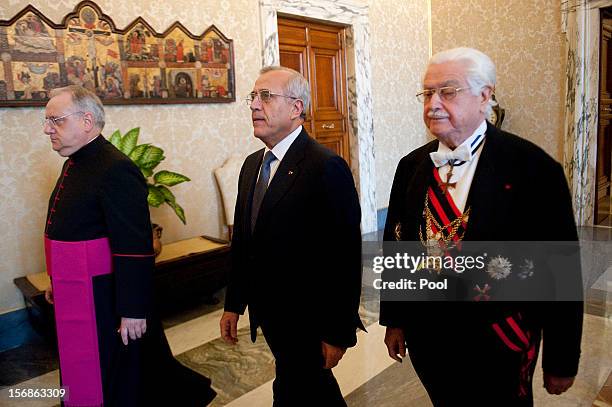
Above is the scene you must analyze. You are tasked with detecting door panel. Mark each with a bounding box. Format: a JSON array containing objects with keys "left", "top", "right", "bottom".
[
  {"left": 277, "top": 16, "right": 350, "bottom": 164},
  {"left": 317, "top": 134, "right": 345, "bottom": 158},
  {"left": 309, "top": 29, "right": 340, "bottom": 49},
  {"left": 279, "top": 44, "right": 310, "bottom": 118},
  {"left": 312, "top": 52, "right": 338, "bottom": 110},
  {"left": 278, "top": 24, "right": 307, "bottom": 46},
  {"left": 279, "top": 46, "right": 306, "bottom": 75}
]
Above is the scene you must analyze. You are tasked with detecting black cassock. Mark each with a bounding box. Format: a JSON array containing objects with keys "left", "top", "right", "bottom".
[{"left": 45, "top": 135, "right": 215, "bottom": 407}]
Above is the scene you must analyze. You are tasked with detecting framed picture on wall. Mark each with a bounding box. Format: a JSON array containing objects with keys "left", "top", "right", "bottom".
[{"left": 0, "top": 1, "right": 236, "bottom": 107}]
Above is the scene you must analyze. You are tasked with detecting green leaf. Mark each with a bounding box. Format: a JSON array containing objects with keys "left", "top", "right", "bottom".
[
  {"left": 147, "top": 185, "right": 164, "bottom": 207},
  {"left": 167, "top": 200, "right": 186, "bottom": 224},
  {"left": 141, "top": 167, "right": 153, "bottom": 178},
  {"left": 129, "top": 144, "right": 149, "bottom": 163},
  {"left": 154, "top": 170, "right": 191, "bottom": 186},
  {"left": 109, "top": 130, "right": 121, "bottom": 147},
  {"left": 120, "top": 127, "right": 140, "bottom": 156},
  {"left": 157, "top": 185, "right": 176, "bottom": 203},
  {"left": 138, "top": 146, "right": 165, "bottom": 170}
]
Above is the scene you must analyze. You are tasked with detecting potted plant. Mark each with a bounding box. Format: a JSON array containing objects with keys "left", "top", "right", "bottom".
[{"left": 109, "top": 127, "right": 190, "bottom": 254}]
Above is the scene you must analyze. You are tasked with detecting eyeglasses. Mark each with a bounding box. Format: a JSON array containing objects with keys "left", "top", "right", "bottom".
[
  {"left": 43, "top": 111, "right": 84, "bottom": 128},
  {"left": 245, "top": 89, "right": 299, "bottom": 105},
  {"left": 416, "top": 87, "right": 470, "bottom": 103}
]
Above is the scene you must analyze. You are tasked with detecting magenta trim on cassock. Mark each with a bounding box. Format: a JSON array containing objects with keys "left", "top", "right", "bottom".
[{"left": 45, "top": 237, "right": 112, "bottom": 407}]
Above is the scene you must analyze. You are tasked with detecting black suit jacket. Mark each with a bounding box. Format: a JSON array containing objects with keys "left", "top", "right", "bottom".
[
  {"left": 380, "top": 122, "right": 583, "bottom": 377},
  {"left": 225, "top": 128, "right": 364, "bottom": 348}
]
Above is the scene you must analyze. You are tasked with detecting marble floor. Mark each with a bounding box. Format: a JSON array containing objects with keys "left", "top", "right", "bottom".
[{"left": 1, "top": 228, "right": 611, "bottom": 406}]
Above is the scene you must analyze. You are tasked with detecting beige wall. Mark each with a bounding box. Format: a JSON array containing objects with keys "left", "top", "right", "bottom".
[
  {"left": 431, "top": 0, "right": 565, "bottom": 161},
  {"left": 370, "top": 0, "right": 430, "bottom": 210}
]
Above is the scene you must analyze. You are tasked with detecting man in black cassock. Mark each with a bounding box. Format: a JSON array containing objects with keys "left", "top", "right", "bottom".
[
  {"left": 381, "top": 48, "right": 583, "bottom": 406},
  {"left": 43, "top": 85, "right": 215, "bottom": 407}
]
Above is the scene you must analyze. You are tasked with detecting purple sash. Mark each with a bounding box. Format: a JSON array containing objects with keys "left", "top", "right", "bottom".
[{"left": 45, "top": 237, "right": 112, "bottom": 407}]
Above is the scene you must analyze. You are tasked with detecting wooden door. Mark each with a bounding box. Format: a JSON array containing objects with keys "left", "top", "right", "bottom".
[
  {"left": 596, "top": 12, "right": 612, "bottom": 225},
  {"left": 277, "top": 16, "right": 350, "bottom": 164}
]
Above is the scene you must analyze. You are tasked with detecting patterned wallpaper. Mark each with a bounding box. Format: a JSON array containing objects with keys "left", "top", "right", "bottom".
[
  {"left": 369, "top": 0, "right": 430, "bottom": 209},
  {"left": 431, "top": 0, "right": 565, "bottom": 161},
  {"left": 0, "top": 0, "right": 263, "bottom": 312}
]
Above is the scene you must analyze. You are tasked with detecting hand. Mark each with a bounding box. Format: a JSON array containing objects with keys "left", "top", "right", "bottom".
[
  {"left": 544, "top": 373, "right": 575, "bottom": 395},
  {"left": 384, "top": 327, "right": 406, "bottom": 363},
  {"left": 220, "top": 311, "right": 239, "bottom": 344},
  {"left": 117, "top": 317, "right": 147, "bottom": 345},
  {"left": 321, "top": 342, "right": 346, "bottom": 369},
  {"left": 44, "top": 284, "right": 53, "bottom": 304}
]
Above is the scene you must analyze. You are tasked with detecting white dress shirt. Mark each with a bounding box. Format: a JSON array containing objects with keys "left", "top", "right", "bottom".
[
  {"left": 260, "top": 125, "right": 302, "bottom": 186},
  {"left": 433, "top": 120, "right": 487, "bottom": 212}
]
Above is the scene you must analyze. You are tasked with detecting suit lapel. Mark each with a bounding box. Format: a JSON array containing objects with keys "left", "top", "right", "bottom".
[
  {"left": 253, "top": 129, "right": 308, "bottom": 232},
  {"left": 404, "top": 147, "right": 436, "bottom": 240},
  {"left": 463, "top": 123, "right": 504, "bottom": 241}
]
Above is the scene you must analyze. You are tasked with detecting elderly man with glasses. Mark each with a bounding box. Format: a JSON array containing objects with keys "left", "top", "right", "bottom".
[
  {"left": 220, "top": 66, "right": 364, "bottom": 406},
  {"left": 381, "top": 48, "right": 583, "bottom": 406},
  {"left": 43, "top": 85, "right": 216, "bottom": 406}
]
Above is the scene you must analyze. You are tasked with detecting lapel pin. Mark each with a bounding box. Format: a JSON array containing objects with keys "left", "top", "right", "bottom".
[{"left": 288, "top": 170, "right": 294, "bottom": 175}]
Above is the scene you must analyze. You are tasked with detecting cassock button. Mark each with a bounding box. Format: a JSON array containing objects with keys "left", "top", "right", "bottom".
[{"left": 504, "top": 184, "right": 512, "bottom": 190}]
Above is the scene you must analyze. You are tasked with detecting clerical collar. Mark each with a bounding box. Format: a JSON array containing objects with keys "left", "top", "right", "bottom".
[
  {"left": 70, "top": 134, "right": 104, "bottom": 161},
  {"left": 432, "top": 120, "right": 487, "bottom": 167},
  {"left": 265, "top": 125, "right": 302, "bottom": 163}
]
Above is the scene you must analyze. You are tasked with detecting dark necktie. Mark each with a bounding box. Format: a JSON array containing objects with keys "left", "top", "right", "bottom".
[{"left": 251, "top": 151, "right": 276, "bottom": 232}]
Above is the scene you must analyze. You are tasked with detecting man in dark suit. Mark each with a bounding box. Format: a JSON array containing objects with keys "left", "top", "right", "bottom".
[
  {"left": 381, "top": 48, "right": 583, "bottom": 406},
  {"left": 220, "top": 66, "right": 363, "bottom": 406}
]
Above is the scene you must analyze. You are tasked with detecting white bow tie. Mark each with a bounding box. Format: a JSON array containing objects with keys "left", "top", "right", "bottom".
[{"left": 429, "top": 143, "right": 472, "bottom": 167}]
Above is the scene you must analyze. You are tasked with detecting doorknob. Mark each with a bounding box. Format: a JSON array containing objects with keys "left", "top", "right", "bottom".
[{"left": 321, "top": 123, "right": 335, "bottom": 129}]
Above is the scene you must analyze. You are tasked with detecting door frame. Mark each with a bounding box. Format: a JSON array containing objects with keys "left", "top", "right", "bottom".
[
  {"left": 259, "top": 0, "right": 377, "bottom": 233},
  {"left": 562, "top": 0, "right": 612, "bottom": 226}
]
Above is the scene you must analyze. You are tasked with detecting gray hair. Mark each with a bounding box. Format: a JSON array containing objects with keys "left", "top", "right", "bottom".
[
  {"left": 49, "top": 85, "right": 106, "bottom": 130},
  {"left": 260, "top": 66, "right": 310, "bottom": 119},
  {"left": 428, "top": 47, "right": 497, "bottom": 116}
]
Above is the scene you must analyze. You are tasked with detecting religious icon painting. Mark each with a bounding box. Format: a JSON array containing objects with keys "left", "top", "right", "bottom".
[
  {"left": 10, "top": 13, "right": 56, "bottom": 55},
  {"left": 126, "top": 67, "right": 163, "bottom": 99},
  {"left": 163, "top": 27, "right": 195, "bottom": 64},
  {"left": 12, "top": 61, "right": 61, "bottom": 100},
  {"left": 0, "top": 65, "right": 5, "bottom": 100},
  {"left": 201, "top": 67, "right": 229, "bottom": 98},
  {"left": 167, "top": 69, "right": 196, "bottom": 98},
  {"left": 148, "top": 70, "right": 164, "bottom": 99},
  {"left": 124, "top": 23, "right": 157, "bottom": 62},
  {"left": 126, "top": 68, "right": 146, "bottom": 98},
  {"left": 0, "top": 1, "right": 235, "bottom": 106},
  {"left": 4, "top": 12, "right": 58, "bottom": 101}
]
